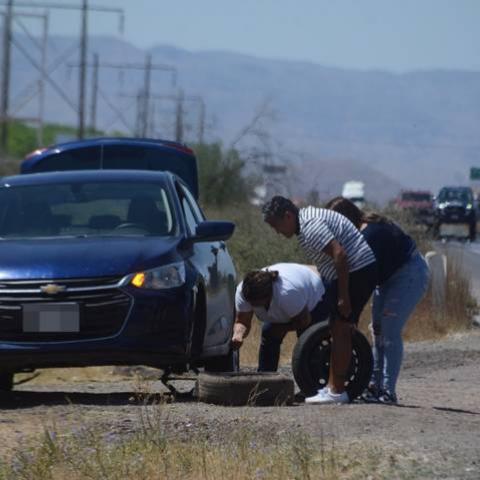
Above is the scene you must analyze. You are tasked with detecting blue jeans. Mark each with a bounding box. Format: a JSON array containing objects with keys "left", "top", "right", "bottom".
[
  {"left": 258, "top": 299, "right": 329, "bottom": 372},
  {"left": 370, "top": 252, "right": 430, "bottom": 394}
]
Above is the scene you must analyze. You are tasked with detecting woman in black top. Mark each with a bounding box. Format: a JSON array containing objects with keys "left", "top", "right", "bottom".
[{"left": 325, "top": 197, "right": 430, "bottom": 404}]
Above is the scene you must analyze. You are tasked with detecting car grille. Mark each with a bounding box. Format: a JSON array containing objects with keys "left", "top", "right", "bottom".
[
  {"left": 0, "top": 277, "right": 132, "bottom": 342},
  {"left": 444, "top": 206, "right": 465, "bottom": 216}
]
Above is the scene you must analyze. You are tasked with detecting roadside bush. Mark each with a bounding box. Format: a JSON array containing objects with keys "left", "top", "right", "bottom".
[
  {"left": 205, "top": 203, "right": 307, "bottom": 277},
  {"left": 194, "top": 143, "right": 259, "bottom": 207}
]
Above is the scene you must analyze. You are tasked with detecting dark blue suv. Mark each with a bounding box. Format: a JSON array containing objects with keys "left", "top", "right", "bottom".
[{"left": 0, "top": 139, "right": 237, "bottom": 391}]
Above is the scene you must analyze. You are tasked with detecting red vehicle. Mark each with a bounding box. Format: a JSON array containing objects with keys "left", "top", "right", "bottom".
[{"left": 394, "top": 190, "right": 434, "bottom": 225}]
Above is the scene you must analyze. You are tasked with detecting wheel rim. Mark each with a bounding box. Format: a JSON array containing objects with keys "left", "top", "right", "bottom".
[{"left": 307, "top": 337, "right": 361, "bottom": 389}]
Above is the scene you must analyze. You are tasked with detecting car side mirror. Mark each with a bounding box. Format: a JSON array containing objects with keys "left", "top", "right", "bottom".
[{"left": 193, "top": 221, "right": 235, "bottom": 243}]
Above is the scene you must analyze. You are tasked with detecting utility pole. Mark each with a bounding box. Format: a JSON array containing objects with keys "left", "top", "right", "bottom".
[
  {"left": 120, "top": 91, "right": 206, "bottom": 143},
  {"left": 89, "top": 52, "right": 99, "bottom": 133},
  {"left": 0, "top": 0, "right": 125, "bottom": 141},
  {"left": 196, "top": 97, "right": 206, "bottom": 144},
  {"left": 78, "top": 0, "right": 87, "bottom": 139},
  {"left": 37, "top": 9, "right": 48, "bottom": 145},
  {"left": 0, "top": 9, "right": 49, "bottom": 148},
  {"left": 135, "top": 90, "right": 142, "bottom": 136},
  {"left": 0, "top": 0, "right": 13, "bottom": 153},
  {"left": 175, "top": 89, "right": 184, "bottom": 143},
  {"left": 70, "top": 56, "right": 177, "bottom": 137},
  {"left": 140, "top": 54, "right": 152, "bottom": 138}
]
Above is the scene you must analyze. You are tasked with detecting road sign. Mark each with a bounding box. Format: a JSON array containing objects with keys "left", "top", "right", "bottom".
[{"left": 470, "top": 167, "right": 480, "bottom": 180}]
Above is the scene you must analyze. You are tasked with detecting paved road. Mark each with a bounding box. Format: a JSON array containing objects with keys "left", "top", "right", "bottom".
[{"left": 434, "top": 239, "right": 480, "bottom": 298}]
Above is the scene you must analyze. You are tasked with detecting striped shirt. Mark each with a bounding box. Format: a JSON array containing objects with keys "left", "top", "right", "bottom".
[{"left": 297, "top": 206, "right": 376, "bottom": 281}]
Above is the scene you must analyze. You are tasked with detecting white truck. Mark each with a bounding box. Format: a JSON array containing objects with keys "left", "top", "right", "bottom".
[{"left": 341, "top": 181, "right": 365, "bottom": 208}]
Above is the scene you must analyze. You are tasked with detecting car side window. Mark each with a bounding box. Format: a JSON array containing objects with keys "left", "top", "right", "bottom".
[
  {"left": 181, "top": 197, "right": 198, "bottom": 236},
  {"left": 180, "top": 184, "right": 205, "bottom": 221}
]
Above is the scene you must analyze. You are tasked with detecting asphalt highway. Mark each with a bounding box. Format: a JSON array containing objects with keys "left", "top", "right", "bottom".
[{"left": 434, "top": 239, "right": 480, "bottom": 299}]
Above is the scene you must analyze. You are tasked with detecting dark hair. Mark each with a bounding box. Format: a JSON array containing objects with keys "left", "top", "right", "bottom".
[
  {"left": 324, "top": 196, "right": 363, "bottom": 228},
  {"left": 324, "top": 196, "right": 390, "bottom": 227},
  {"left": 262, "top": 196, "right": 298, "bottom": 221},
  {"left": 242, "top": 269, "right": 279, "bottom": 303}
]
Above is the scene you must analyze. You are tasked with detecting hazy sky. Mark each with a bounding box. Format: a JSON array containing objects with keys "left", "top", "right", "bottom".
[{"left": 10, "top": 0, "right": 480, "bottom": 72}]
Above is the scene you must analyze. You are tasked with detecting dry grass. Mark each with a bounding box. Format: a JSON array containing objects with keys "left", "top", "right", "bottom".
[
  {"left": 15, "top": 366, "right": 132, "bottom": 386},
  {"left": 0, "top": 402, "right": 428, "bottom": 480}
]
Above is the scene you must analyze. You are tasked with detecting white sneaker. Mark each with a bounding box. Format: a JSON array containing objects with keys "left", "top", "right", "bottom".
[{"left": 305, "top": 387, "right": 350, "bottom": 405}]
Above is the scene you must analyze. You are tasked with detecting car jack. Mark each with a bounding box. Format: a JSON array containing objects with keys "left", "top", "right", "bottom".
[{"left": 160, "top": 366, "right": 199, "bottom": 400}]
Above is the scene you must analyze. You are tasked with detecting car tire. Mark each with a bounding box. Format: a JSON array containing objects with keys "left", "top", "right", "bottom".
[
  {"left": 203, "top": 347, "right": 239, "bottom": 373},
  {"left": 0, "top": 373, "right": 14, "bottom": 391},
  {"left": 292, "top": 322, "right": 373, "bottom": 401},
  {"left": 197, "top": 371, "right": 294, "bottom": 406}
]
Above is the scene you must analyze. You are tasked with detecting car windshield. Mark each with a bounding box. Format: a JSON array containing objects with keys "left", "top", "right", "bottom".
[
  {"left": 438, "top": 189, "right": 472, "bottom": 203},
  {"left": 0, "top": 181, "right": 177, "bottom": 239},
  {"left": 401, "top": 192, "right": 431, "bottom": 202}
]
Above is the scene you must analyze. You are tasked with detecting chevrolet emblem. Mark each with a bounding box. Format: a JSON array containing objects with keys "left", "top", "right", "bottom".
[{"left": 40, "top": 283, "right": 67, "bottom": 295}]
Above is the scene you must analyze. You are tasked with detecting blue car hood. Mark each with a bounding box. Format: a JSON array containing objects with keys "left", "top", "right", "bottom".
[{"left": 0, "top": 236, "right": 182, "bottom": 280}]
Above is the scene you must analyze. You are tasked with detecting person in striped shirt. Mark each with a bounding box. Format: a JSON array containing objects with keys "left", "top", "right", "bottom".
[{"left": 262, "top": 196, "right": 377, "bottom": 404}]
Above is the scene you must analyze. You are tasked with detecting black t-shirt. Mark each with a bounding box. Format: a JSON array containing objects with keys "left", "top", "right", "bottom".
[{"left": 362, "top": 222, "right": 416, "bottom": 285}]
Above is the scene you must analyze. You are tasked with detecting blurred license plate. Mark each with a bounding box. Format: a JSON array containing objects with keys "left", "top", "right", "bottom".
[
  {"left": 22, "top": 303, "right": 80, "bottom": 332},
  {"left": 450, "top": 214, "right": 459, "bottom": 220}
]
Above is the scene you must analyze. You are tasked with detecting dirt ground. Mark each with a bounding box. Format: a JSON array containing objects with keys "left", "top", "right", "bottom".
[{"left": 1, "top": 328, "right": 479, "bottom": 478}]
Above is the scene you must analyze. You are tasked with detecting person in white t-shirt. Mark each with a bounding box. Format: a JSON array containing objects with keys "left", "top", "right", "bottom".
[{"left": 232, "top": 263, "right": 327, "bottom": 371}]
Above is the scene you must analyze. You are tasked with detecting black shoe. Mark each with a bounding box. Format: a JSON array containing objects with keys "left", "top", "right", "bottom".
[
  {"left": 294, "top": 392, "right": 306, "bottom": 403},
  {"left": 378, "top": 390, "right": 398, "bottom": 405},
  {"left": 359, "top": 384, "right": 380, "bottom": 403}
]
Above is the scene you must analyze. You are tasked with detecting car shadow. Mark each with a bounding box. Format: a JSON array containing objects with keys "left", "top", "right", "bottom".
[{"left": 0, "top": 389, "right": 197, "bottom": 410}]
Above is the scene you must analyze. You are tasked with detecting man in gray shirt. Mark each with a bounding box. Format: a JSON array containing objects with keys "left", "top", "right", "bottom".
[{"left": 262, "top": 196, "right": 377, "bottom": 404}]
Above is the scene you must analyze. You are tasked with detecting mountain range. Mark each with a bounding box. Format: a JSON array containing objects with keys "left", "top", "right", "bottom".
[{"left": 5, "top": 31, "right": 480, "bottom": 204}]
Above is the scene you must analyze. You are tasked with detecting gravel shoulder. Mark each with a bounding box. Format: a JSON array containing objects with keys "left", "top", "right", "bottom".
[{"left": 1, "top": 329, "right": 480, "bottom": 478}]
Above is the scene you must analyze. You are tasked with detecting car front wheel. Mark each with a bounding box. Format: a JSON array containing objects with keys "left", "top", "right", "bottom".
[{"left": 0, "top": 372, "right": 14, "bottom": 391}]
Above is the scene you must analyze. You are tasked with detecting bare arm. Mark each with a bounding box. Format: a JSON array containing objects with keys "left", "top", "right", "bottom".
[
  {"left": 231, "top": 311, "right": 254, "bottom": 349},
  {"left": 323, "top": 239, "right": 352, "bottom": 319}
]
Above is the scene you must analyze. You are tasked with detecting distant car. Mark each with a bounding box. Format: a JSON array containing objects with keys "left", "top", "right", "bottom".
[
  {"left": 0, "top": 169, "right": 238, "bottom": 391},
  {"left": 394, "top": 190, "right": 434, "bottom": 225},
  {"left": 433, "top": 186, "right": 477, "bottom": 241},
  {"left": 341, "top": 180, "right": 365, "bottom": 209}
]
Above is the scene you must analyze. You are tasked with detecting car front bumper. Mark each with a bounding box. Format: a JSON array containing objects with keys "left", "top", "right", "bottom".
[{"left": 0, "top": 283, "right": 195, "bottom": 371}]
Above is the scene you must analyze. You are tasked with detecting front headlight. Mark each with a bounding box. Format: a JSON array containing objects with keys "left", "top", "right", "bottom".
[
  {"left": 128, "top": 262, "right": 186, "bottom": 290},
  {"left": 466, "top": 203, "right": 473, "bottom": 210}
]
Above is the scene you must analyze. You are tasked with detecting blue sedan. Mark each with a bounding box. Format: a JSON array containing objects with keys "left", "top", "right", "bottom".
[{"left": 0, "top": 169, "right": 237, "bottom": 390}]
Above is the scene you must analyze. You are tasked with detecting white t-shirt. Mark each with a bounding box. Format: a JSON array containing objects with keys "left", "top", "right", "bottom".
[{"left": 235, "top": 263, "right": 325, "bottom": 324}]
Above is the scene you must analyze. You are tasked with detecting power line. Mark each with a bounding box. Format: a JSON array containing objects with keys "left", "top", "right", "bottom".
[
  {"left": 68, "top": 55, "right": 177, "bottom": 137},
  {"left": 119, "top": 91, "right": 206, "bottom": 143},
  {"left": 0, "top": 0, "right": 124, "bottom": 144}
]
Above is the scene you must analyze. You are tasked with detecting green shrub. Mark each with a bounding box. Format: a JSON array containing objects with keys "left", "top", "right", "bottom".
[{"left": 205, "top": 203, "right": 307, "bottom": 277}]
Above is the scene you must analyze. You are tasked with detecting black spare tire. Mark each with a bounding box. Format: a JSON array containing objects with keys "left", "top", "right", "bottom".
[
  {"left": 292, "top": 322, "right": 373, "bottom": 401},
  {"left": 197, "top": 372, "right": 294, "bottom": 406}
]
